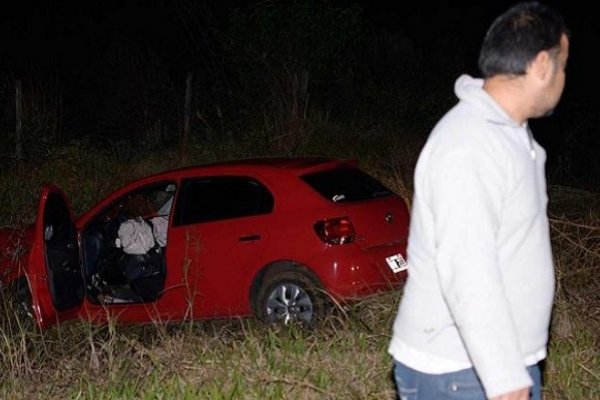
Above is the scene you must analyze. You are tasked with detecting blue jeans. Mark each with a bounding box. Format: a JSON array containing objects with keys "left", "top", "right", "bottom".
[{"left": 393, "top": 359, "right": 542, "bottom": 400}]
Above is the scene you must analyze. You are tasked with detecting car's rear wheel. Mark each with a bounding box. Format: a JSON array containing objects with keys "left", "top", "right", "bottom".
[{"left": 255, "top": 267, "right": 325, "bottom": 325}]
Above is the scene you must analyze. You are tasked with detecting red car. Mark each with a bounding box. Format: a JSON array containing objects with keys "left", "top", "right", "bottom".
[{"left": 0, "top": 157, "right": 409, "bottom": 328}]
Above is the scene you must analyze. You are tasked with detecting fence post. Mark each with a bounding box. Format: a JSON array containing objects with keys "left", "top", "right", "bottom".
[
  {"left": 182, "top": 72, "right": 193, "bottom": 146},
  {"left": 15, "top": 79, "right": 23, "bottom": 162}
]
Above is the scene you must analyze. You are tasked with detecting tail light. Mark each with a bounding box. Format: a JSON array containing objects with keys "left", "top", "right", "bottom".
[{"left": 314, "top": 217, "right": 355, "bottom": 245}]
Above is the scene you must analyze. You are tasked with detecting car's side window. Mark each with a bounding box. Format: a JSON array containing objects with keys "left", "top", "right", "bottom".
[
  {"left": 173, "top": 177, "right": 274, "bottom": 226},
  {"left": 105, "top": 183, "right": 176, "bottom": 220}
]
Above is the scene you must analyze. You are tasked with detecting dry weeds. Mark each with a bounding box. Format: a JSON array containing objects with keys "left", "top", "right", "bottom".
[{"left": 0, "top": 160, "right": 598, "bottom": 399}]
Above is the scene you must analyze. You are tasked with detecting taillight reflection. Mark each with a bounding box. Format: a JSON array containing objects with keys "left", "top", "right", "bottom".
[{"left": 314, "top": 217, "right": 355, "bottom": 245}]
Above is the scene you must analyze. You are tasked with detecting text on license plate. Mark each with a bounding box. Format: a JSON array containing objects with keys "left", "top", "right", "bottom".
[{"left": 386, "top": 253, "right": 407, "bottom": 273}]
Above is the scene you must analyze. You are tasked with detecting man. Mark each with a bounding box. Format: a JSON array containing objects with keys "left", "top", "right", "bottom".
[{"left": 388, "top": 2, "right": 569, "bottom": 399}]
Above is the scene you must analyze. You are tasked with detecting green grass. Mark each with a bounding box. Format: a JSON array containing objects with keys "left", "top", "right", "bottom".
[
  {"left": 0, "top": 284, "right": 595, "bottom": 399},
  {"left": 0, "top": 299, "right": 401, "bottom": 399}
]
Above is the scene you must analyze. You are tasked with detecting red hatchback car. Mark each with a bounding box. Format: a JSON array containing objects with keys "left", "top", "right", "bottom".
[{"left": 0, "top": 157, "right": 409, "bottom": 328}]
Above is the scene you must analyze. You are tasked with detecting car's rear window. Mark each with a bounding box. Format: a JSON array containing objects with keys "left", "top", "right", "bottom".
[{"left": 301, "top": 167, "right": 393, "bottom": 203}]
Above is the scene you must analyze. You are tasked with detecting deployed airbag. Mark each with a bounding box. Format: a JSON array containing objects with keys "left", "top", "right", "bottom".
[{"left": 116, "top": 217, "right": 155, "bottom": 254}]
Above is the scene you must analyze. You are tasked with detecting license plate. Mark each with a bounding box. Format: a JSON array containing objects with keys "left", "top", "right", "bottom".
[{"left": 386, "top": 253, "right": 407, "bottom": 273}]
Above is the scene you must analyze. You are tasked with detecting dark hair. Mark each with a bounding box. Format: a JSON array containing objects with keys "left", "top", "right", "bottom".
[{"left": 478, "top": 1, "right": 568, "bottom": 78}]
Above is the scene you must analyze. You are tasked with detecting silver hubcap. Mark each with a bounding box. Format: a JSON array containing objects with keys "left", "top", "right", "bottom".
[{"left": 265, "top": 283, "right": 314, "bottom": 324}]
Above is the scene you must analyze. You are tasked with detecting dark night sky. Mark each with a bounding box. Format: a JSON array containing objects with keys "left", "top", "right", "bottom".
[
  {"left": 2, "top": 1, "right": 594, "bottom": 78},
  {"left": 2, "top": 1, "right": 596, "bottom": 97},
  {"left": 1, "top": 0, "right": 598, "bottom": 187}
]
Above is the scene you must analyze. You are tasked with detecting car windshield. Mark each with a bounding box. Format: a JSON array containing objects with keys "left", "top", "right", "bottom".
[{"left": 301, "top": 167, "right": 392, "bottom": 203}]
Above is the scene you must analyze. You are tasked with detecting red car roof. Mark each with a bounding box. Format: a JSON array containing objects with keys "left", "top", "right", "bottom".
[{"left": 164, "top": 157, "right": 358, "bottom": 177}]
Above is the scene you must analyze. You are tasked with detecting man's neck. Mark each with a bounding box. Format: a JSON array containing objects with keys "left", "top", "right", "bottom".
[{"left": 483, "top": 75, "right": 530, "bottom": 125}]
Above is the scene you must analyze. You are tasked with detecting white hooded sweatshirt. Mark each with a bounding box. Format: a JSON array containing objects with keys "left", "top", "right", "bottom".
[{"left": 388, "top": 75, "right": 555, "bottom": 398}]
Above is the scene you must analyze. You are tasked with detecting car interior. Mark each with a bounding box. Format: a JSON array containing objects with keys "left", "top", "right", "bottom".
[{"left": 81, "top": 183, "right": 175, "bottom": 305}]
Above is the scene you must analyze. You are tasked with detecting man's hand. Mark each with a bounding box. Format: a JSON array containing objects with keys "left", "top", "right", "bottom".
[{"left": 490, "top": 387, "right": 530, "bottom": 400}]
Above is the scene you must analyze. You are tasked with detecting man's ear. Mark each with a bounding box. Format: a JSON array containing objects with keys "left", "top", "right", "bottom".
[{"left": 528, "top": 50, "right": 553, "bottom": 82}]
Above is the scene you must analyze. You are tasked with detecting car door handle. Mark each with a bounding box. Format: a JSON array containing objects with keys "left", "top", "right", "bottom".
[{"left": 239, "top": 234, "right": 261, "bottom": 242}]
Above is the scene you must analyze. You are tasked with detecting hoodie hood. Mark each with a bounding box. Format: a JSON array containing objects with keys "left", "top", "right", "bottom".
[{"left": 454, "top": 74, "right": 522, "bottom": 128}]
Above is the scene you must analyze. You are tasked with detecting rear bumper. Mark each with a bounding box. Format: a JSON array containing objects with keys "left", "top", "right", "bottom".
[{"left": 311, "top": 241, "right": 407, "bottom": 300}]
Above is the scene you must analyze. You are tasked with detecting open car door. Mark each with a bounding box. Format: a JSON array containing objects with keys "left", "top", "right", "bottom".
[{"left": 27, "top": 185, "right": 84, "bottom": 328}]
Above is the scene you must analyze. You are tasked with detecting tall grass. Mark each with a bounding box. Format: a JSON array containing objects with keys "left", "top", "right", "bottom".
[
  {"left": 0, "top": 130, "right": 598, "bottom": 399},
  {"left": 544, "top": 194, "right": 600, "bottom": 399}
]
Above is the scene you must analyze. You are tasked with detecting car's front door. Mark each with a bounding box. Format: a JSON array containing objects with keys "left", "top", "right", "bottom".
[{"left": 28, "top": 186, "right": 84, "bottom": 328}]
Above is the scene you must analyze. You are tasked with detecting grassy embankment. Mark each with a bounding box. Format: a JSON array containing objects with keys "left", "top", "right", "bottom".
[{"left": 0, "top": 131, "right": 598, "bottom": 399}]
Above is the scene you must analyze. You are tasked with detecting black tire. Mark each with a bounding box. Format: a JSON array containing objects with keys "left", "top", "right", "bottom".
[{"left": 254, "top": 266, "right": 325, "bottom": 325}]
